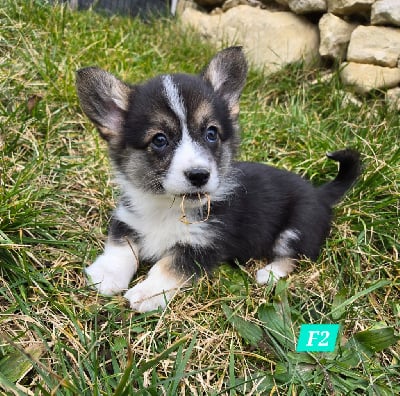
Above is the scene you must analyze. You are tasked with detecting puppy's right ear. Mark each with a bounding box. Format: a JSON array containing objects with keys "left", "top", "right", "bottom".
[{"left": 76, "top": 67, "right": 131, "bottom": 141}]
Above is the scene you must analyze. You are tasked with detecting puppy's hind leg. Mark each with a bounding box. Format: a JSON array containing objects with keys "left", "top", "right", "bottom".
[
  {"left": 256, "top": 228, "right": 300, "bottom": 284},
  {"left": 256, "top": 257, "right": 296, "bottom": 284}
]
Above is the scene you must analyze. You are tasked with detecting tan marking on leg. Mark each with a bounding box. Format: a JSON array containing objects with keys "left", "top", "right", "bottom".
[{"left": 124, "top": 255, "right": 190, "bottom": 312}]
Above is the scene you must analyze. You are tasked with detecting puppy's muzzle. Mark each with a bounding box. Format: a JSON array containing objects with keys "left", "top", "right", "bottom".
[{"left": 184, "top": 168, "right": 210, "bottom": 188}]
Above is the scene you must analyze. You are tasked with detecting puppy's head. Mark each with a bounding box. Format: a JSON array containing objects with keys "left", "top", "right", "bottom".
[{"left": 76, "top": 47, "right": 248, "bottom": 200}]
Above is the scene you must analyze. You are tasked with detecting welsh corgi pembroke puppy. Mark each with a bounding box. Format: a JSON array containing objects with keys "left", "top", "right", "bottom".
[{"left": 76, "top": 47, "right": 361, "bottom": 312}]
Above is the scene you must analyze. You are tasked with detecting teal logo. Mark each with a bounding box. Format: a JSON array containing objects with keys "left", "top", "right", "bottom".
[{"left": 296, "top": 324, "right": 340, "bottom": 352}]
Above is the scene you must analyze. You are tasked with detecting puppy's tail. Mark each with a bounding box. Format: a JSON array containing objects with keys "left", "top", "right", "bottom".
[{"left": 318, "top": 149, "right": 361, "bottom": 206}]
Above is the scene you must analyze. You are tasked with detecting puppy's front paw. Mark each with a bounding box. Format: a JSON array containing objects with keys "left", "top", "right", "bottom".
[
  {"left": 124, "top": 280, "right": 173, "bottom": 313},
  {"left": 86, "top": 244, "right": 138, "bottom": 295},
  {"left": 124, "top": 256, "right": 186, "bottom": 312},
  {"left": 86, "top": 257, "right": 128, "bottom": 295}
]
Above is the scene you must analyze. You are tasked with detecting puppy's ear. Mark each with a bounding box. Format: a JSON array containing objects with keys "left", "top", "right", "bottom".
[
  {"left": 201, "top": 46, "right": 248, "bottom": 115},
  {"left": 76, "top": 67, "right": 131, "bottom": 141}
]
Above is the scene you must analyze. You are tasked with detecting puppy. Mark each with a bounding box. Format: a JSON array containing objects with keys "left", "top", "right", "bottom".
[{"left": 76, "top": 47, "right": 361, "bottom": 312}]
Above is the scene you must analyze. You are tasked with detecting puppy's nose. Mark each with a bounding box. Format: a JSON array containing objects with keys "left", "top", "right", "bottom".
[{"left": 184, "top": 168, "right": 210, "bottom": 188}]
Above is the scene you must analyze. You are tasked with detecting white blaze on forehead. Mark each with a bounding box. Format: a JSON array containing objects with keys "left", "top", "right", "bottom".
[
  {"left": 162, "top": 75, "right": 187, "bottom": 128},
  {"left": 161, "top": 74, "right": 211, "bottom": 192},
  {"left": 160, "top": 75, "right": 220, "bottom": 195}
]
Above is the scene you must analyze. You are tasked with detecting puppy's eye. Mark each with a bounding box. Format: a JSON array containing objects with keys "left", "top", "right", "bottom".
[
  {"left": 151, "top": 133, "right": 168, "bottom": 150},
  {"left": 205, "top": 126, "right": 219, "bottom": 143}
]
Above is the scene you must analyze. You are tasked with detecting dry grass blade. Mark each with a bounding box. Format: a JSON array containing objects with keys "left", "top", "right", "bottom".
[{"left": 179, "top": 193, "right": 211, "bottom": 225}]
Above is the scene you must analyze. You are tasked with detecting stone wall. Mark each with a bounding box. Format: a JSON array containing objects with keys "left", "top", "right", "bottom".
[{"left": 180, "top": 0, "right": 400, "bottom": 105}]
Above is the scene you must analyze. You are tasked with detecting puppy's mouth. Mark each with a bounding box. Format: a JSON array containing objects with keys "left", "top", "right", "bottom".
[
  {"left": 178, "top": 192, "right": 211, "bottom": 224},
  {"left": 179, "top": 192, "right": 209, "bottom": 201}
]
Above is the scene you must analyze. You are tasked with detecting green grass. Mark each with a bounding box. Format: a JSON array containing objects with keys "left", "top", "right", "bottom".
[{"left": 1, "top": 1, "right": 399, "bottom": 394}]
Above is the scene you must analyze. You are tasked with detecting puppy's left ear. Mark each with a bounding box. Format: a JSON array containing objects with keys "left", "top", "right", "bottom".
[
  {"left": 201, "top": 46, "right": 248, "bottom": 115},
  {"left": 76, "top": 67, "right": 131, "bottom": 141}
]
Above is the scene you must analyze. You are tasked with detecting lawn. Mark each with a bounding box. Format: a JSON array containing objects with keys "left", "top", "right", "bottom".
[{"left": 0, "top": 1, "right": 399, "bottom": 395}]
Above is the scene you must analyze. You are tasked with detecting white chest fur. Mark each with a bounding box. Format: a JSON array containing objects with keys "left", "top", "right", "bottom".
[{"left": 114, "top": 190, "right": 213, "bottom": 261}]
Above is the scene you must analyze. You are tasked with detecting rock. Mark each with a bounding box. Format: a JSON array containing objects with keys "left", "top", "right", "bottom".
[
  {"left": 210, "top": 6, "right": 223, "bottom": 14},
  {"left": 327, "top": 0, "right": 374, "bottom": 15},
  {"left": 288, "top": 0, "right": 327, "bottom": 14},
  {"left": 180, "top": 5, "right": 320, "bottom": 73},
  {"left": 340, "top": 62, "right": 400, "bottom": 94},
  {"left": 181, "top": 7, "right": 217, "bottom": 34},
  {"left": 319, "top": 13, "right": 357, "bottom": 60},
  {"left": 175, "top": 0, "right": 201, "bottom": 15},
  {"left": 222, "top": 0, "right": 249, "bottom": 12},
  {"left": 258, "top": 1, "right": 289, "bottom": 11},
  {"left": 342, "top": 91, "right": 363, "bottom": 106},
  {"left": 371, "top": 0, "right": 400, "bottom": 27},
  {"left": 386, "top": 87, "right": 400, "bottom": 110},
  {"left": 347, "top": 26, "right": 400, "bottom": 68}
]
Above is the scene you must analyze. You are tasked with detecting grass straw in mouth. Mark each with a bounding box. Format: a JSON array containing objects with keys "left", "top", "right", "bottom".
[{"left": 179, "top": 193, "right": 211, "bottom": 224}]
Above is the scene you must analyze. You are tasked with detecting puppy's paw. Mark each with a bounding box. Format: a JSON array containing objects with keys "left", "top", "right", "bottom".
[
  {"left": 86, "top": 244, "right": 138, "bottom": 295},
  {"left": 256, "top": 258, "right": 295, "bottom": 285},
  {"left": 124, "top": 281, "right": 173, "bottom": 312},
  {"left": 86, "top": 257, "right": 128, "bottom": 295},
  {"left": 124, "top": 256, "right": 187, "bottom": 312},
  {"left": 256, "top": 265, "right": 285, "bottom": 284}
]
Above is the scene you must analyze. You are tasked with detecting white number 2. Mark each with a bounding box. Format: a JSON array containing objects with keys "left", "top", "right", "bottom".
[{"left": 318, "top": 331, "right": 330, "bottom": 346}]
